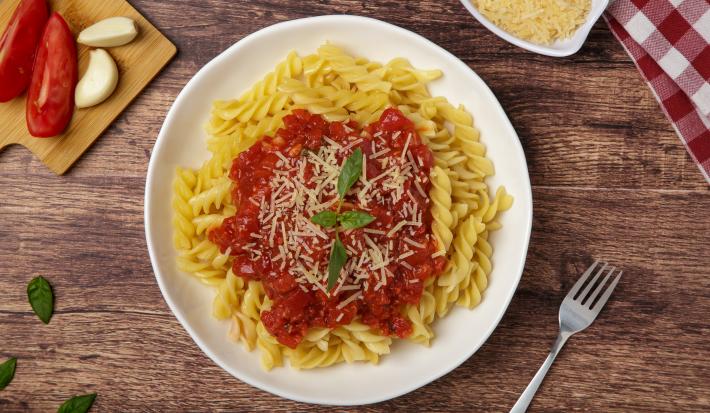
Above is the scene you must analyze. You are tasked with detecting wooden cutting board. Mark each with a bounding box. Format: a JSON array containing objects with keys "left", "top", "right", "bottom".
[{"left": 0, "top": 0, "right": 176, "bottom": 174}]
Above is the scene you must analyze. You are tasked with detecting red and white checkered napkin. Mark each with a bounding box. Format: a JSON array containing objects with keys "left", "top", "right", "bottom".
[{"left": 603, "top": 0, "right": 710, "bottom": 184}]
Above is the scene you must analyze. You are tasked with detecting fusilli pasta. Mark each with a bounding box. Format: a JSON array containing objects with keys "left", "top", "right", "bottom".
[{"left": 172, "top": 44, "right": 512, "bottom": 370}]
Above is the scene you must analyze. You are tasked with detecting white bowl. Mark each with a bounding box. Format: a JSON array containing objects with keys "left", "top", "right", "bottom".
[
  {"left": 459, "top": 0, "right": 610, "bottom": 57},
  {"left": 145, "top": 15, "right": 533, "bottom": 406}
]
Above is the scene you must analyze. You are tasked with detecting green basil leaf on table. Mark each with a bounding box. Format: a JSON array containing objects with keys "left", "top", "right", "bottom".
[
  {"left": 337, "top": 148, "right": 363, "bottom": 199},
  {"left": 339, "top": 210, "right": 375, "bottom": 230},
  {"left": 57, "top": 393, "right": 97, "bottom": 413},
  {"left": 327, "top": 236, "right": 348, "bottom": 291},
  {"left": 310, "top": 210, "right": 338, "bottom": 228},
  {"left": 27, "top": 276, "right": 53, "bottom": 324},
  {"left": 0, "top": 358, "right": 17, "bottom": 390}
]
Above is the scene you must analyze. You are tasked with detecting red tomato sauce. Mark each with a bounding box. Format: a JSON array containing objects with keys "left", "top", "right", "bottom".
[{"left": 210, "top": 108, "right": 446, "bottom": 348}]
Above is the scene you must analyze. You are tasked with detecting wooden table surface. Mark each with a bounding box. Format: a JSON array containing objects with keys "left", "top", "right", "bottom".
[{"left": 1, "top": 1, "right": 709, "bottom": 412}]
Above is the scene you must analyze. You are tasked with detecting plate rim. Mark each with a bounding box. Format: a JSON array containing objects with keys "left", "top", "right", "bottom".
[{"left": 145, "top": 14, "right": 533, "bottom": 406}]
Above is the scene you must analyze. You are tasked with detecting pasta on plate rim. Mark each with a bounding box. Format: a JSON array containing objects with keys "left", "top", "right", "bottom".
[{"left": 171, "top": 43, "right": 513, "bottom": 371}]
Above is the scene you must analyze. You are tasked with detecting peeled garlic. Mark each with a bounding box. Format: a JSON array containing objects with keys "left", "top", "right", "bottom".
[
  {"left": 78, "top": 17, "right": 138, "bottom": 48},
  {"left": 75, "top": 49, "right": 119, "bottom": 109}
]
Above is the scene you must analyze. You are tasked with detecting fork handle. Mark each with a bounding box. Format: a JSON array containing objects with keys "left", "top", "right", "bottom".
[{"left": 509, "top": 332, "right": 571, "bottom": 413}]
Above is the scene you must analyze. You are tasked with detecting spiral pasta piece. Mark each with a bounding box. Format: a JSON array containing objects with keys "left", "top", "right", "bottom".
[
  {"left": 278, "top": 79, "right": 349, "bottom": 121},
  {"left": 346, "top": 322, "right": 392, "bottom": 355},
  {"left": 192, "top": 210, "right": 232, "bottom": 236},
  {"left": 429, "top": 166, "right": 455, "bottom": 252},
  {"left": 287, "top": 343, "right": 342, "bottom": 369},
  {"left": 317, "top": 44, "right": 392, "bottom": 93},
  {"left": 229, "top": 312, "right": 258, "bottom": 351},
  {"left": 172, "top": 167, "right": 197, "bottom": 250},
  {"left": 256, "top": 321, "right": 283, "bottom": 370},
  {"left": 407, "top": 304, "right": 434, "bottom": 346},
  {"left": 189, "top": 176, "right": 232, "bottom": 215},
  {"left": 437, "top": 216, "right": 477, "bottom": 300},
  {"left": 213, "top": 268, "right": 244, "bottom": 319}
]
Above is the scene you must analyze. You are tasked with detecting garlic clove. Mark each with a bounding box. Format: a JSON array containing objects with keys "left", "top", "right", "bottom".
[
  {"left": 78, "top": 17, "right": 138, "bottom": 48},
  {"left": 75, "top": 49, "right": 119, "bottom": 109}
]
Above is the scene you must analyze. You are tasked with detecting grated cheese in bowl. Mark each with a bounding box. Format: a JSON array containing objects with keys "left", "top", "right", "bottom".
[{"left": 472, "top": 0, "right": 592, "bottom": 45}]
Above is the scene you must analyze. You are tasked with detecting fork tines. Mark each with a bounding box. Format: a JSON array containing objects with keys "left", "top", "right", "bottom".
[{"left": 568, "top": 260, "right": 622, "bottom": 311}]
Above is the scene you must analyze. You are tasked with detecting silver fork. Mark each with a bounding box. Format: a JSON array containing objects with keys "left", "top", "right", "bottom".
[{"left": 510, "top": 260, "right": 622, "bottom": 413}]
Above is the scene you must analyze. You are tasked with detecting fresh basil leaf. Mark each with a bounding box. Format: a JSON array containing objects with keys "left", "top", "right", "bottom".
[
  {"left": 327, "top": 236, "right": 348, "bottom": 291},
  {"left": 27, "top": 276, "right": 53, "bottom": 324},
  {"left": 0, "top": 358, "right": 17, "bottom": 390},
  {"left": 57, "top": 393, "right": 97, "bottom": 413},
  {"left": 337, "top": 148, "right": 363, "bottom": 199},
  {"left": 310, "top": 210, "right": 337, "bottom": 228},
  {"left": 339, "top": 210, "right": 375, "bottom": 230}
]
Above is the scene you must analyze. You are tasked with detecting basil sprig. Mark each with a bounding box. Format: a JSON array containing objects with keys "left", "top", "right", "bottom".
[
  {"left": 57, "top": 393, "right": 97, "bottom": 413},
  {"left": 0, "top": 358, "right": 17, "bottom": 390},
  {"left": 311, "top": 148, "right": 375, "bottom": 291},
  {"left": 27, "top": 276, "right": 54, "bottom": 324}
]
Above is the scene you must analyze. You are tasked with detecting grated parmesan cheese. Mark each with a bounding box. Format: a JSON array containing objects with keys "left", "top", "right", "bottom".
[
  {"left": 472, "top": 0, "right": 591, "bottom": 45},
  {"left": 230, "top": 112, "right": 448, "bottom": 307},
  {"left": 337, "top": 292, "right": 362, "bottom": 309}
]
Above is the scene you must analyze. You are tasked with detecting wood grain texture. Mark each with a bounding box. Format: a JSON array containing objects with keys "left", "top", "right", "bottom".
[
  {"left": 1, "top": 0, "right": 709, "bottom": 412},
  {"left": 0, "top": 0, "right": 175, "bottom": 174}
]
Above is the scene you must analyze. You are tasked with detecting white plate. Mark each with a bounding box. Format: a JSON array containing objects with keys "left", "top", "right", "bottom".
[
  {"left": 145, "top": 15, "right": 532, "bottom": 406},
  {"left": 458, "top": 0, "right": 610, "bottom": 57}
]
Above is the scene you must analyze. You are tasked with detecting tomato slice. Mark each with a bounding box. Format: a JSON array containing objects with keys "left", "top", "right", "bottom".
[
  {"left": 0, "top": 0, "right": 48, "bottom": 102},
  {"left": 26, "top": 12, "right": 77, "bottom": 138}
]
